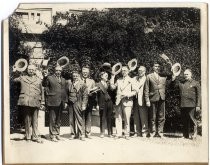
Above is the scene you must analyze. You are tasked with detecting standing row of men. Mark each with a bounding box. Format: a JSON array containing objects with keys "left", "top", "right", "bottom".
[{"left": 13, "top": 60, "right": 201, "bottom": 143}]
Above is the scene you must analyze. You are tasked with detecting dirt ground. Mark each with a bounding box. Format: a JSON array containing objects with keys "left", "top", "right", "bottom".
[{"left": 7, "top": 126, "right": 207, "bottom": 164}]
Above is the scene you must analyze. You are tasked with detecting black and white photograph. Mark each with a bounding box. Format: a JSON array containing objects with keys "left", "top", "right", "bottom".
[{"left": 2, "top": 2, "right": 208, "bottom": 164}]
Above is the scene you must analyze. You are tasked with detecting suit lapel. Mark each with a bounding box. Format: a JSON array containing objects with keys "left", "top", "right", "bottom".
[
  {"left": 99, "top": 82, "right": 106, "bottom": 93},
  {"left": 120, "top": 78, "right": 130, "bottom": 91},
  {"left": 74, "top": 81, "right": 82, "bottom": 92},
  {"left": 23, "top": 76, "right": 37, "bottom": 84},
  {"left": 52, "top": 75, "right": 61, "bottom": 85},
  {"left": 151, "top": 73, "right": 159, "bottom": 84}
]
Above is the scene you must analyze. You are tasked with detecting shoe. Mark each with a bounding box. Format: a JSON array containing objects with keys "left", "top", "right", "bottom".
[
  {"left": 154, "top": 133, "right": 161, "bottom": 138},
  {"left": 32, "top": 138, "right": 43, "bottom": 143},
  {"left": 138, "top": 133, "right": 143, "bottom": 137},
  {"left": 85, "top": 134, "right": 92, "bottom": 139},
  {"left": 114, "top": 136, "right": 121, "bottom": 140},
  {"left": 125, "top": 136, "right": 130, "bottom": 140},
  {"left": 100, "top": 134, "right": 104, "bottom": 138},
  {"left": 69, "top": 134, "right": 75, "bottom": 140},
  {"left": 56, "top": 135, "right": 64, "bottom": 141},
  {"left": 51, "top": 137, "right": 58, "bottom": 142},
  {"left": 146, "top": 133, "right": 151, "bottom": 138},
  {"left": 80, "top": 136, "right": 85, "bottom": 141},
  {"left": 108, "top": 135, "right": 113, "bottom": 138}
]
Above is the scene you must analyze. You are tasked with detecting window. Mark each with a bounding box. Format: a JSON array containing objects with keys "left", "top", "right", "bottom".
[{"left": 31, "top": 13, "right": 34, "bottom": 20}]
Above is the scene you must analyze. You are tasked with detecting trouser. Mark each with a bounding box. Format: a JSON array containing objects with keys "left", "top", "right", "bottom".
[
  {"left": 83, "top": 101, "right": 93, "bottom": 135},
  {"left": 73, "top": 102, "right": 85, "bottom": 137},
  {"left": 21, "top": 106, "right": 39, "bottom": 140},
  {"left": 99, "top": 100, "right": 113, "bottom": 135},
  {"left": 181, "top": 107, "right": 197, "bottom": 138},
  {"left": 115, "top": 102, "right": 132, "bottom": 137},
  {"left": 149, "top": 100, "right": 165, "bottom": 133},
  {"left": 48, "top": 104, "right": 62, "bottom": 139},
  {"left": 68, "top": 104, "right": 75, "bottom": 135},
  {"left": 133, "top": 105, "right": 148, "bottom": 135}
]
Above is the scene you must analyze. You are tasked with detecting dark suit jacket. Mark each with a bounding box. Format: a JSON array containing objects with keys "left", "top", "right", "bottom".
[
  {"left": 96, "top": 82, "right": 112, "bottom": 109},
  {"left": 145, "top": 72, "right": 167, "bottom": 102},
  {"left": 42, "top": 75, "right": 68, "bottom": 106},
  {"left": 172, "top": 79, "right": 201, "bottom": 108},
  {"left": 67, "top": 80, "right": 88, "bottom": 110}
]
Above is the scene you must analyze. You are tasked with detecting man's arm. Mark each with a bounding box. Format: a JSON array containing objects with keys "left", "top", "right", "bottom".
[
  {"left": 144, "top": 76, "right": 150, "bottom": 107},
  {"left": 82, "top": 84, "right": 89, "bottom": 111},
  {"left": 110, "top": 75, "right": 117, "bottom": 90},
  {"left": 13, "top": 76, "right": 22, "bottom": 83},
  {"left": 195, "top": 81, "right": 201, "bottom": 109}
]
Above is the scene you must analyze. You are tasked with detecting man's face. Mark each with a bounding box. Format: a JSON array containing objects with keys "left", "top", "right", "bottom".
[
  {"left": 121, "top": 66, "right": 129, "bottom": 77},
  {"left": 101, "top": 72, "right": 108, "bottom": 81},
  {"left": 184, "top": 70, "right": 192, "bottom": 81},
  {"left": 27, "top": 68, "right": 35, "bottom": 76},
  {"left": 55, "top": 67, "right": 62, "bottom": 77},
  {"left": 82, "top": 68, "right": 90, "bottom": 78},
  {"left": 153, "top": 63, "right": 160, "bottom": 73},
  {"left": 138, "top": 67, "right": 146, "bottom": 77},
  {"left": 72, "top": 73, "right": 80, "bottom": 82}
]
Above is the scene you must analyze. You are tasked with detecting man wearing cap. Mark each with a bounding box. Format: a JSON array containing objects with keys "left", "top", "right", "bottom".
[
  {"left": 145, "top": 61, "right": 172, "bottom": 138},
  {"left": 132, "top": 66, "right": 151, "bottom": 138},
  {"left": 42, "top": 65, "right": 68, "bottom": 142},
  {"left": 67, "top": 70, "right": 89, "bottom": 141},
  {"left": 81, "top": 66, "right": 96, "bottom": 138},
  {"left": 110, "top": 66, "right": 136, "bottom": 139},
  {"left": 171, "top": 69, "right": 201, "bottom": 140},
  {"left": 13, "top": 64, "right": 44, "bottom": 143}
]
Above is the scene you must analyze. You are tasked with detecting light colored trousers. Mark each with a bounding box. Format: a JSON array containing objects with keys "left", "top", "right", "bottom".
[{"left": 115, "top": 103, "right": 132, "bottom": 137}]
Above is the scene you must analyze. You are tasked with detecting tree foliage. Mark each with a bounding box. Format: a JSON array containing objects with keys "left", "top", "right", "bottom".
[{"left": 10, "top": 8, "right": 201, "bottom": 133}]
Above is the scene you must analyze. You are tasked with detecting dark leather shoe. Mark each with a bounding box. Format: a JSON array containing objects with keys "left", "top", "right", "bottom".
[
  {"left": 32, "top": 138, "right": 43, "bottom": 143},
  {"left": 146, "top": 133, "right": 151, "bottom": 138},
  {"left": 154, "top": 133, "right": 161, "bottom": 138}
]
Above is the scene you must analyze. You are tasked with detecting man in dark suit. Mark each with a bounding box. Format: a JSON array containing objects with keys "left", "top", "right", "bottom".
[
  {"left": 145, "top": 61, "right": 171, "bottom": 137},
  {"left": 67, "top": 70, "right": 89, "bottom": 141},
  {"left": 14, "top": 64, "right": 44, "bottom": 143},
  {"left": 42, "top": 65, "right": 68, "bottom": 142},
  {"left": 172, "top": 69, "right": 201, "bottom": 139},
  {"left": 96, "top": 71, "right": 113, "bottom": 138}
]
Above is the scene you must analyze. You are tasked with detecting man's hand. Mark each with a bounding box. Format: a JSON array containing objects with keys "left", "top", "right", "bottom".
[
  {"left": 146, "top": 101, "right": 151, "bottom": 107},
  {"left": 40, "top": 104, "right": 45, "bottom": 111},
  {"left": 82, "top": 106, "right": 86, "bottom": 111},
  {"left": 196, "top": 107, "right": 201, "bottom": 112},
  {"left": 64, "top": 103, "right": 68, "bottom": 109},
  {"left": 96, "top": 105, "right": 99, "bottom": 111},
  {"left": 42, "top": 70, "right": 48, "bottom": 77}
]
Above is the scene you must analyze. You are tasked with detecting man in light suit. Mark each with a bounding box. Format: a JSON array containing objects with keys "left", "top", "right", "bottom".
[
  {"left": 42, "top": 65, "right": 68, "bottom": 142},
  {"left": 13, "top": 64, "right": 44, "bottom": 143},
  {"left": 132, "top": 66, "right": 150, "bottom": 138},
  {"left": 172, "top": 69, "right": 201, "bottom": 139},
  {"left": 81, "top": 66, "right": 96, "bottom": 138},
  {"left": 145, "top": 61, "right": 171, "bottom": 137},
  {"left": 110, "top": 66, "right": 136, "bottom": 139}
]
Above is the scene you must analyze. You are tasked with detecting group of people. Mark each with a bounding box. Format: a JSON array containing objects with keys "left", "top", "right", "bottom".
[{"left": 13, "top": 58, "right": 201, "bottom": 143}]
